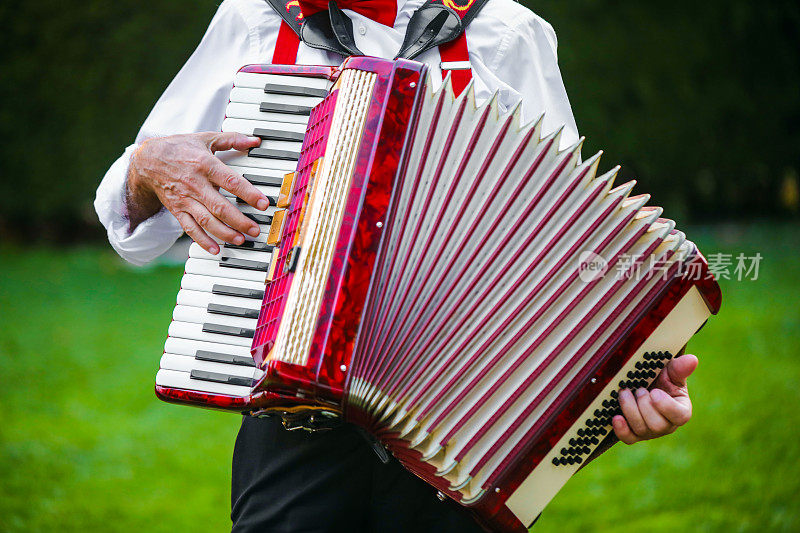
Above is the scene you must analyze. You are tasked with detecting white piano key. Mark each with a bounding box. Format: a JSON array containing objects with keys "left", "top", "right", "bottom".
[
  {"left": 233, "top": 72, "right": 331, "bottom": 91},
  {"left": 222, "top": 118, "right": 307, "bottom": 136},
  {"left": 156, "top": 368, "right": 252, "bottom": 397},
  {"left": 225, "top": 102, "right": 310, "bottom": 124},
  {"left": 252, "top": 139, "right": 303, "bottom": 153},
  {"left": 220, "top": 184, "right": 280, "bottom": 198},
  {"left": 176, "top": 288, "right": 261, "bottom": 311},
  {"left": 230, "top": 87, "right": 324, "bottom": 108},
  {"left": 227, "top": 165, "right": 286, "bottom": 183},
  {"left": 185, "top": 257, "right": 268, "bottom": 283},
  {"left": 168, "top": 320, "right": 253, "bottom": 347},
  {"left": 217, "top": 148, "right": 298, "bottom": 171},
  {"left": 160, "top": 353, "right": 262, "bottom": 380},
  {"left": 219, "top": 245, "right": 274, "bottom": 263},
  {"left": 164, "top": 336, "right": 253, "bottom": 359},
  {"left": 173, "top": 304, "right": 258, "bottom": 330},
  {"left": 190, "top": 242, "right": 272, "bottom": 263},
  {"left": 223, "top": 197, "right": 279, "bottom": 217},
  {"left": 180, "top": 274, "right": 265, "bottom": 294},
  {"left": 211, "top": 232, "right": 271, "bottom": 246}
]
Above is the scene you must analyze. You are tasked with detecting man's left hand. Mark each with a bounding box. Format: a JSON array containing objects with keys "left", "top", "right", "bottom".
[{"left": 612, "top": 353, "right": 698, "bottom": 444}]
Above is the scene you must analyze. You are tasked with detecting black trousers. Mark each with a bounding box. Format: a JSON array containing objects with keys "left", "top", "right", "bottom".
[{"left": 231, "top": 416, "right": 486, "bottom": 533}]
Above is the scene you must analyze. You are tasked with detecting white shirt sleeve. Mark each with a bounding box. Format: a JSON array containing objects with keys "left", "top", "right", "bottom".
[
  {"left": 93, "top": 0, "right": 254, "bottom": 266},
  {"left": 472, "top": 7, "right": 580, "bottom": 149}
]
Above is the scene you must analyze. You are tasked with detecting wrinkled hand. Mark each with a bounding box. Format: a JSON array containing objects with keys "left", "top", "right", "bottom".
[
  {"left": 126, "top": 132, "right": 267, "bottom": 255},
  {"left": 612, "top": 353, "right": 697, "bottom": 444}
]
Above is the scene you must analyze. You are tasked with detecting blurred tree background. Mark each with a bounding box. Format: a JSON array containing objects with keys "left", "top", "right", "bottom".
[{"left": 0, "top": 0, "right": 798, "bottom": 242}]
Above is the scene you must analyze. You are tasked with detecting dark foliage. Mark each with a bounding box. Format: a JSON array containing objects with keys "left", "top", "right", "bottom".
[
  {"left": 0, "top": 0, "right": 797, "bottom": 241},
  {"left": 0, "top": 0, "right": 220, "bottom": 241},
  {"left": 530, "top": 0, "right": 800, "bottom": 220}
]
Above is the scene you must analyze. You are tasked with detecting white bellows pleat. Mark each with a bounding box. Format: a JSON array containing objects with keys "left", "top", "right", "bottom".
[{"left": 344, "top": 72, "right": 695, "bottom": 501}]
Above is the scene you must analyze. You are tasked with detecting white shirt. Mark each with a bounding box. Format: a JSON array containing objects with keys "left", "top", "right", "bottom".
[{"left": 94, "top": 0, "right": 579, "bottom": 265}]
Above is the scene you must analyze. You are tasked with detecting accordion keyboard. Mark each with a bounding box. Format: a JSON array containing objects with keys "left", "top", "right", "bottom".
[{"left": 155, "top": 72, "right": 331, "bottom": 399}]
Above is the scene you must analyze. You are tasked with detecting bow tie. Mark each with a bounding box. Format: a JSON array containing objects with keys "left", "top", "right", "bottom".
[{"left": 298, "top": 0, "right": 397, "bottom": 27}]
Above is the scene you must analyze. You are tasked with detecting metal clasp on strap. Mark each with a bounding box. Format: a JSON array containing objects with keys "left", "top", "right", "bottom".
[{"left": 440, "top": 60, "right": 471, "bottom": 71}]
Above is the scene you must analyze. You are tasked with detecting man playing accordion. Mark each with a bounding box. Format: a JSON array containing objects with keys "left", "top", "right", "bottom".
[{"left": 95, "top": 0, "right": 700, "bottom": 530}]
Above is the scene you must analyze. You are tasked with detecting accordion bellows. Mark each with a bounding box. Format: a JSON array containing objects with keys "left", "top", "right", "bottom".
[{"left": 156, "top": 58, "right": 721, "bottom": 531}]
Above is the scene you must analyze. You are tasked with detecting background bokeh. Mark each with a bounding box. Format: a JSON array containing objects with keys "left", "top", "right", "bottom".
[{"left": 0, "top": 1, "right": 798, "bottom": 531}]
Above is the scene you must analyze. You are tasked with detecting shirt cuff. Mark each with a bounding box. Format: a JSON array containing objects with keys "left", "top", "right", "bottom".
[{"left": 95, "top": 144, "right": 184, "bottom": 266}]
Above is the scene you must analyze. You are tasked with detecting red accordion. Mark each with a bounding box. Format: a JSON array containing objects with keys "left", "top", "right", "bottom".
[{"left": 155, "top": 57, "right": 722, "bottom": 531}]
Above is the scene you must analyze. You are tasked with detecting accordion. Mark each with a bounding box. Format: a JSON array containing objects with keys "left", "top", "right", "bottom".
[{"left": 155, "top": 57, "right": 721, "bottom": 531}]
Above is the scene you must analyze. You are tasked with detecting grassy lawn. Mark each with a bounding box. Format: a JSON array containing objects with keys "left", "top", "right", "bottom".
[{"left": 1, "top": 223, "right": 798, "bottom": 532}]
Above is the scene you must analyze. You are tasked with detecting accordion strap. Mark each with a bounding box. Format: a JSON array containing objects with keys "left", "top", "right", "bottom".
[
  {"left": 265, "top": 0, "right": 487, "bottom": 92},
  {"left": 438, "top": 32, "right": 471, "bottom": 95},
  {"left": 394, "top": 0, "right": 488, "bottom": 60},
  {"left": 272, "top": 20, "right": 301, "bottom": 64},
  {"left": 266, "top": 0, "right": 304, "bottom": 39}
]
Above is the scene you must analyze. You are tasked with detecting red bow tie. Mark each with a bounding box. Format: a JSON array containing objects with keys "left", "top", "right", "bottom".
[{"left": 298, "top": 0, "right": 397, "bottom": 27}]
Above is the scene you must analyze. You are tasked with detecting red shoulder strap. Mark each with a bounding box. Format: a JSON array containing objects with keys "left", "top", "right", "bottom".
[
  {"left": 438, "top": 32, "right": 471, "bottom": 96},
  {"left": 272, "top": 20, "right": 301, "bottom": 64}
]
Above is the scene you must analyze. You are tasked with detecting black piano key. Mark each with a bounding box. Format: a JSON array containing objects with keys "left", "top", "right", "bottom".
[
  {"left": 220, "top": 257, "right": 269, "bottom": 272},
  {"left": 252, "top": 128, "right": 305, "bottom": 142},
  {"left": 202, "top": 322, "right": 255, "bottom": 338},
  {"left": 207, "top": 303, "right": 260, "bottom": 319},
  {"left": 190, "top": 369, "right": 255, "bottom": 387},
  {"left": 248, "top": 147, "right": 300, "bottom": 161},
  {"left": 224, "top": 241, "right": 274, "bottom": 252},
  {"left": 195, "top": 349, "right": 255, "bottom": 367},
  {"left": 260, "top": 101, "right": 313, "bottom": 115},
  {"left": 212, "top": 284, "right": 264, "bottom": 300},
  {"left": 263, "top": 83, "right": 328, "bottom": 98},
  {"left": 243, "top": 213, "right": 273, "bottom": 225},
  {"left": 237, "top": 195, "right": 278, "bottom": 205},
  {"left": 242, "top": 173, "right": 282, "bottom": 187}
]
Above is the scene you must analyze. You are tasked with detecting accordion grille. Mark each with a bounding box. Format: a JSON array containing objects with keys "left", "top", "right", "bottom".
[{"left": 269, "top": 69, "right": 377, "bottom": 367}]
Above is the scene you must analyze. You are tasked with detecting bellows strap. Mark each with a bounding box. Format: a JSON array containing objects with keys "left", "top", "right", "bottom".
[
  {"left": 267, "top": 0, "right": 302, "bottom": 63},
  {"left": 266, "top": 0, "right": 363, "bottom": 57}
]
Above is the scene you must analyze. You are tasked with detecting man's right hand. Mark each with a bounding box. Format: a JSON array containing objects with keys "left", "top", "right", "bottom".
[{"left": 126, "top": 131, "right": 268, "bottom": 255}]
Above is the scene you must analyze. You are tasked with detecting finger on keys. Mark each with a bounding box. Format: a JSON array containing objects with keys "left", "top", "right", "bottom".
[
  {"left": 618, "top": 388, "right": 649, "bottom": 438},
  {"left": 650, "top": 388, "right": 692, "bottom": 426},
  {"left": 651, "top": 353, "right": 697, "bottom": 395},
  {"left": 612, "top": 415, "right": 640, "bottom": 445},
  {"left": 202, "top": 131, "right": 262, "bottom": 153},
  {"left": 195, "top": 186, "right": 259, "bottom": 238},
  {"left": 175, "top": 211, "right": 219, "bottom": 255},
  {"left": 665, "top": 353, "right": 698, "bottom": 389},
  {"left": 206, "top": 156, "right": 271, "bottom": 213},
  {"left": 633, "top": 388, "right": 674, "bottom": 435},
  {"left": 184, "top": 197, "right": 250, "bottom": 244}
]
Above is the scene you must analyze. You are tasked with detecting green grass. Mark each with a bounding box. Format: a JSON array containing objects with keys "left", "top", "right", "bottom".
[{"left": 1, "top": 223, "right": 798, "bottom": 532}]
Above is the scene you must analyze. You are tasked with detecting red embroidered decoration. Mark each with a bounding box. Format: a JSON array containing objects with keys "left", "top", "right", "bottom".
[{"left": 298, "top": 0, "right": 397, "bottom": 27}]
